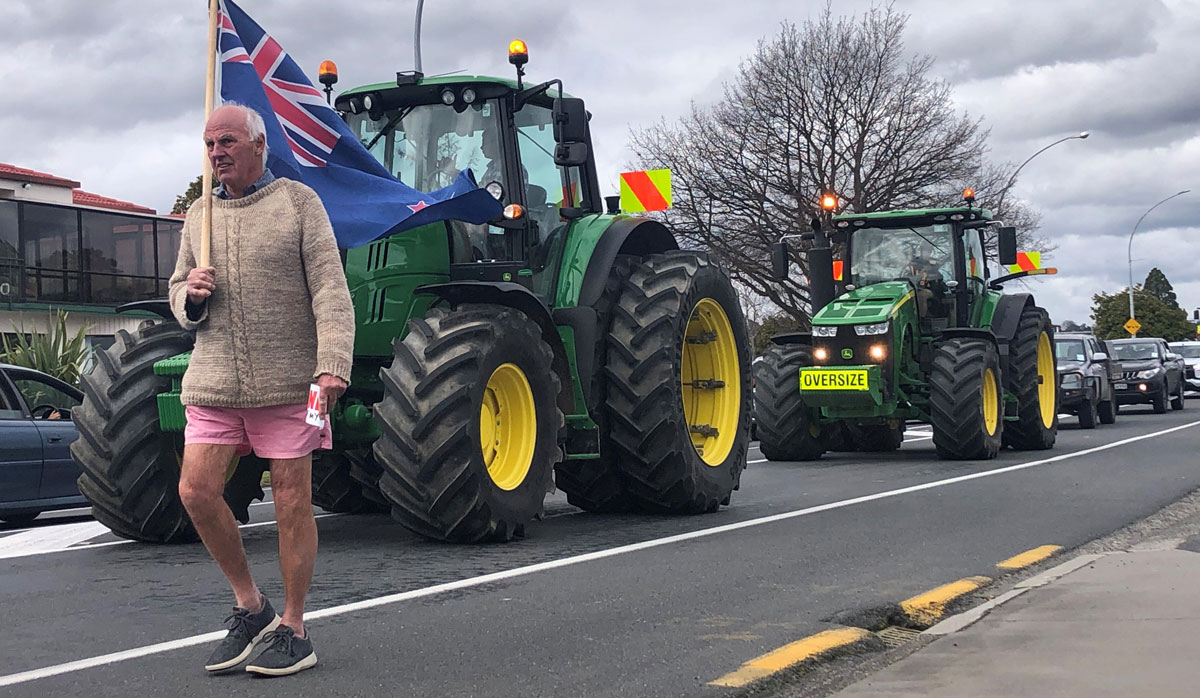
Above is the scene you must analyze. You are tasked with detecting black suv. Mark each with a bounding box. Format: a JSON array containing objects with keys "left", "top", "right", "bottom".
[
  {"left": 1055, "top": 333, "right": 1117, "bottom": 428},
  {"left": 1108, "top": 338, "right": 1187, "bottom": 413}
]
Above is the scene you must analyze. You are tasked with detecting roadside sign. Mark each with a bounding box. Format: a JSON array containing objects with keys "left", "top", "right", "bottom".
[{"left": 1124, "top": 318, "right": 1141, "bottom": 336}]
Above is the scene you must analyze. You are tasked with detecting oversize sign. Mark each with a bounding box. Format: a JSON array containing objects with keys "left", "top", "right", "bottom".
[{"left": 799, "top": 369, "right": 869, "bottom": 391}]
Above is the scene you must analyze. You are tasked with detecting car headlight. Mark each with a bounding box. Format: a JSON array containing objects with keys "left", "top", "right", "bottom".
[
  {"left": 1136, "top": 368, "right": 1163, "bottom": 379},
  {"left": 854, "top": 321, "right": 890, "bottom": 336},
  {"left": 812, "top": 325, "right": 838, "bottom": 337},
  {"left": 1059, "top": 373, "right": 1083, "bottom": 389}
]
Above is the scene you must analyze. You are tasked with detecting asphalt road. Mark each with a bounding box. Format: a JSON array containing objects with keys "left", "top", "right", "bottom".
[{"left": 1, "top": 405, "right": 1198, "bottom": 697}]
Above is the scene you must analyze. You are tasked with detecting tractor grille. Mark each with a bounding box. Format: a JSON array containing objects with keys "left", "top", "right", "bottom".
[
  {"left": 366, "top": 239, "right": 391, "bottom": 270},
  {"left": 365, "top": 288, "right": 388, "bottom": 323}
]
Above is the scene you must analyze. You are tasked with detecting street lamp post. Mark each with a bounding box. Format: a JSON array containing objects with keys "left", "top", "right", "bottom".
[
  {"left": 1127, "top": 189, "right": 1191, "bottom": 335},
  {"left": 996, "top": 131, "right": 1090, "bottom": 215}
]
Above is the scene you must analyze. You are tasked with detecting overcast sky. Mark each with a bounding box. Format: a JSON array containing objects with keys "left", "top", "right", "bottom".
[{"left": 3, "top": 0, "right": 1198, "bottom": 326}]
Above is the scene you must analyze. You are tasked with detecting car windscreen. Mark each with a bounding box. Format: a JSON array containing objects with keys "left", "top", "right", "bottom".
[
  {"left": 1111, "top": 342, "right": 1160, "bottom": 360},
  {"left": 1170, "top": 344, "right": 1200, "bottom": 358},
  {"left": 1055, "top": 339, "right": 1086, "bottom": 362}
]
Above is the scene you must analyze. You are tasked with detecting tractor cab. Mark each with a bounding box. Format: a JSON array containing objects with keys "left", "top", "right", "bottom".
[
  {"left": 334, "top": 42, "right": 601, "bottom": 302},
  {"left": 832, "top": 206, "right": 995, "bottom": 332}
]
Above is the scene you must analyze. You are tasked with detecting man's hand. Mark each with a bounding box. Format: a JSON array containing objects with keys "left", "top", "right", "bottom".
[
  {"left": 186, "top": 267, "right": 216, "bottom": 305},
  {"left": 315, "top": 373, "right": 347, "bottom": 418}
]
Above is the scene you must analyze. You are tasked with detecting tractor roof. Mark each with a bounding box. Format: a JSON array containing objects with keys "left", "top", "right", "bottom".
[
  {"left": 342, "top": 75, "right": 568, "bottom": 98},
  {"left": 833, "top": 207, "right": 993, "bottom": 228}
]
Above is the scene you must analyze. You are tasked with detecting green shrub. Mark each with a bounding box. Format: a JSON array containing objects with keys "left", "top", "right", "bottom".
[{"left": 1, "top": 310, "right": 92, "bottom": 386}]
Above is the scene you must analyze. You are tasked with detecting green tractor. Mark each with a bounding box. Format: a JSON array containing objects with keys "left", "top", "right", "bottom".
[
  {"left": 757, "top": 193, "right": 1058, "bottom": 461},
  {"left": 71, "top": 45, "right": 752, "bottom": 543}
]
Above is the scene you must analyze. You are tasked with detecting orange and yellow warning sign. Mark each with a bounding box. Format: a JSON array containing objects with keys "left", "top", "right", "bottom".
[
  {"left": 619, "top": 169, "right": 672, "bottom": 213},
  {"left": 1007, "top": 251, "right": 1041, "bottom": 274}
]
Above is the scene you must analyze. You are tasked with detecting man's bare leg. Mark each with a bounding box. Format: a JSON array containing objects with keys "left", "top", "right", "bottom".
[
  {"left": 270, "top": 454, "right": 316, "bottom": 636},
  {"left": 179, "top": 443, "right": 261, "bottom": 610}
]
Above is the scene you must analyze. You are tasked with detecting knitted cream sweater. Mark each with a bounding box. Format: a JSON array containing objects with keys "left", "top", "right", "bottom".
[{"left": 168, "top": 178, "right": 354, "bottom": 408}]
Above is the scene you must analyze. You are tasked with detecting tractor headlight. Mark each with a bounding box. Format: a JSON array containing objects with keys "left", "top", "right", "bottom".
[
  {"left": 814, "top": 347, "right": 829, "bottom": 361},
  {"left": 441, "top": 89, "right": 457, "bottom": 105},
  {"left": 854, "top": 321, "right": 890, "bottom": 336},
  {"left": 1060, "top": 372, "right": 1083, "bottom": 389},
  {"left": 812, "top": 325, "right": 838, "bottom": 337},
  {"left": 869, "top": 344, "right": 887, "bottom": 361},
  {"left": 1136, "top": 368, "right": 1163, "bottom": 379}
]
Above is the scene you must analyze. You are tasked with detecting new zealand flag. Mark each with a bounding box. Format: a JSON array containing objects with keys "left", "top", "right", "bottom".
[{"left": 217, "top": 0, "right": 501, "bottom": 249}]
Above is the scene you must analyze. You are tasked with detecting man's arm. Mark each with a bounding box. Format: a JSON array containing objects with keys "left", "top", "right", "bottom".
[
  {"left": 167, "top": 212, "right": 210, "bottom": 330},
  {"left": 296, "top": 187, "right": 355, "bottom": 386}
]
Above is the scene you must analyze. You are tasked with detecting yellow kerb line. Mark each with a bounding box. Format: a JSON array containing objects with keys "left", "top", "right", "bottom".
[
  {"left": 708, "top": 627, "right": 872, "bottom": 687},
  {"left": 899, "top": 576, "right": 991, "bottom": 626},
  {"left": 997, "top": 544, "right": 1063, "bottom": 571}
]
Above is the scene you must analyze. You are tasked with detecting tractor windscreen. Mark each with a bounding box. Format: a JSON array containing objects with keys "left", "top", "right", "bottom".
[
  {"left": 347, "top": 99, "right": 507, "bottom": 194},
  {"left": 849, "top": 225, "right": 953, "bottom": 289}
]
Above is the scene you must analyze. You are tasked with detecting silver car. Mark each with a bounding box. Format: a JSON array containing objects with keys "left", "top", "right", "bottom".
[{"left": 1169, "top": 341, "right": 1200, "bottom": 396}]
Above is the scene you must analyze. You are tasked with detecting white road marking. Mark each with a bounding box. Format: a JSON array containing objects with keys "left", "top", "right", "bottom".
[
  {"left": 3, "top": 419, "right": 1196, "bottom": 688},
  {"left": 0, "top": 521, "right": 111, "bottom": 559},
  {"left": 0, "top": 513, "right": 340, "bottom": 562}
]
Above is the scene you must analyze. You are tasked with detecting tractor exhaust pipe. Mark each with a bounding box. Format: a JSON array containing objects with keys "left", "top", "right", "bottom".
[
  {"left": 413, "top": 0, "right": 424, "bottom": 72},
  {"left": 807, "top": 216, "right": 836, "bottom": 314}
]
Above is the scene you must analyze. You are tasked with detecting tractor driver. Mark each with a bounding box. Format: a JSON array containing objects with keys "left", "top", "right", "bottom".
[{"left": 908, "top": 242, "right": 949, "bottom": 317}]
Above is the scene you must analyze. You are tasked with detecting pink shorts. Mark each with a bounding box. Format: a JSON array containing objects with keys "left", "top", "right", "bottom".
[{"left": 184, "top": 403, "right": 332, "bottom": 459}]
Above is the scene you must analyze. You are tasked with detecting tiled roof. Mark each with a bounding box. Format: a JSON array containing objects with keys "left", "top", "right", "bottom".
[
  {"left": 0, "top": 162, "right": 81, "bottom": 189},
  {"left": 72, "top": 190, "right": 157, "bottom": 215}
]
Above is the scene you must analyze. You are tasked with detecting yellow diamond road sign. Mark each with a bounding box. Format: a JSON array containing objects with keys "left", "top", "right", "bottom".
[{"left": 1124, "top": 318, "right": 1141, "bottom": 336}]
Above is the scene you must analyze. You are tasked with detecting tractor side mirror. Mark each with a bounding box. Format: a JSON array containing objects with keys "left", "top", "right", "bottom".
[
  {"left": 554, "top": 142, "right": 589, "bottom": 167},
  {"left": 771, "top": 241, "right": 790, "bottom": 280},
  {"left": 998, "top": 226, "right": 1018, "bottom": 266},
  {"left": 553, "top": 97, "right": 589, "bottom": 144}
]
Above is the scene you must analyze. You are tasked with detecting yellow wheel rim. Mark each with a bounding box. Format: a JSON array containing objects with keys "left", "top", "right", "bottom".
[
  {"left": 983, "top": 368, "right": 999, "bottom": 436},
  {"left": 480, "top": 363, "right": 537, "bottom": 491},
  {"left": 681, "top": 298, "right": 741, "bottom": 466},
  {"left": 1036, "top": 331, "right": 1056, "bottom": 429}
]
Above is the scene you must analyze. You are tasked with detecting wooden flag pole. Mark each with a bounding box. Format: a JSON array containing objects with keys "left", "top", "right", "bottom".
[{"left": 199, "top": 0, "right": 220, "bottom": 268}]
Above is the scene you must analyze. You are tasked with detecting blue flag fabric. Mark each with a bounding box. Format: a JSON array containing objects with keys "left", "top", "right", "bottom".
[{"left": 216, "top": 0, "right": 501, "bottom": 249}]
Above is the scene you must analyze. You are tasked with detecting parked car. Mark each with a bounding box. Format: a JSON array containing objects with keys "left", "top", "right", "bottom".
[
  {"left": 0, "top": 363, "right": 85, "bottom": 524},
  {"left": 1107, "top": 338, "right": 1186, "bottom": 414},
  {"left": 1055, "top": 333, "right": 1116, "bottom": 428},
  {"left": 1168, "top": 341, "right": 1200, "bottom": 397}
]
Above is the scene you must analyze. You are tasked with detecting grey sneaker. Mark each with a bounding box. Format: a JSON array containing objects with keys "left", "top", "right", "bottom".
[
  {"left": 204, "top": 595, "right": 281, "bottom": 672},
  {"left": 246, "top": 625, "right": 318, "bottom": 676}
]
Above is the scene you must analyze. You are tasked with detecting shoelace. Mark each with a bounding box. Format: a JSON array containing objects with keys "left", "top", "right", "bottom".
[
  {"left": 259, "top": 627, "right": 295, "bottom": 655},
  {"left": 222, "top": 608, "right": 255, "bottom": 635}
]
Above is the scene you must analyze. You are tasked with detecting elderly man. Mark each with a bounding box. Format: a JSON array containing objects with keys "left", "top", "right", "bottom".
[{"left": 169, "top": 103, "right": 354, "bottom": 677}]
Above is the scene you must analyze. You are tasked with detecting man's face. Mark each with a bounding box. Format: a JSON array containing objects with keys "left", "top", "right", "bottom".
[{"left": 204, "top": 107, "right": 265, "bottom": 194}]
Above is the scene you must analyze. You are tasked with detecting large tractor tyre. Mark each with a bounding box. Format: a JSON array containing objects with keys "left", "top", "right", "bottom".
[
  {"left": 1002, "top": 306, "right": 1058, "bottom": 451},
  {"left": 1171, "top": 381, "right": 1186, "bottom": 411},
  {"left": 930, "top": 338, "right": 1004, "bottom": 460},
  {"left": 345, "top": 448, "right": 389, "bottom": 509},
  {"left": 373, "top": 305, "right": 563, "bottom": 543},
  {"left": 311, "top": 450, "right": 386, "bottom": 514},
  {"left": 555, "top": 255, "right": 640, "bottom": 513},
  {"left": 72, "top": 323, "right": 267, "bottom": 543},
  {"left": 604, "top": 251, "right": 751, "bottom": 513},
  {"left": 755, "top": 344, "right": 825, "bottom": 461},
  {"left": 1098, "top": 395, "right": 1117, "bottom": 425},
  {"left": 845, "top": 423, "right": 905, "bottom": 451}
]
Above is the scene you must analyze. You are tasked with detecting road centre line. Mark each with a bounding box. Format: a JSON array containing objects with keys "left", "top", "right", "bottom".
[{"left": 2, "top": 420, "right": 1196, "bottom": 688}]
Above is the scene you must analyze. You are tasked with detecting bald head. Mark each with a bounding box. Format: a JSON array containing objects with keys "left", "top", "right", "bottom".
[{"left": 204, "top": 104, "right": 268, "bottom": 199}]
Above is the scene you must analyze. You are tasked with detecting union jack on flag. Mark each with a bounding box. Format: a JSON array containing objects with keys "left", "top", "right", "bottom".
[{"left": 216, "top": 0, "right": 500, "bottom": 249}]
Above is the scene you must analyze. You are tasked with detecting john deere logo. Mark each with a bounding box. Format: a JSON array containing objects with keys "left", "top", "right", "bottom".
[{"left": 841, "top": 348, "right": 854, "bottom": 360}]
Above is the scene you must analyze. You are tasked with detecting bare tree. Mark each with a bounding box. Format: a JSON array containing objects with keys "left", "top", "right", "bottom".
[{"left": 629, "top": 3, "right": 1043, "bottom": 322}]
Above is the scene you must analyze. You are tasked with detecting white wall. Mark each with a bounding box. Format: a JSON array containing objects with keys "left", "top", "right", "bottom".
[{"left": 0, "top": 177, "right": 73, "bottom": 205}]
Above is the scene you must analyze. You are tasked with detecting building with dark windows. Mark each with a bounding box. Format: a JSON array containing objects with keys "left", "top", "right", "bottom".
[{"left": 1, "top": 163, "right": 183, "bottom": 348}]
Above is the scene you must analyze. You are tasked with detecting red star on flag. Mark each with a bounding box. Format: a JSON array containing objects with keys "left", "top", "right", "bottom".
[{"left": 408, "top": 200, "right": 430, "bottom": 213}]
